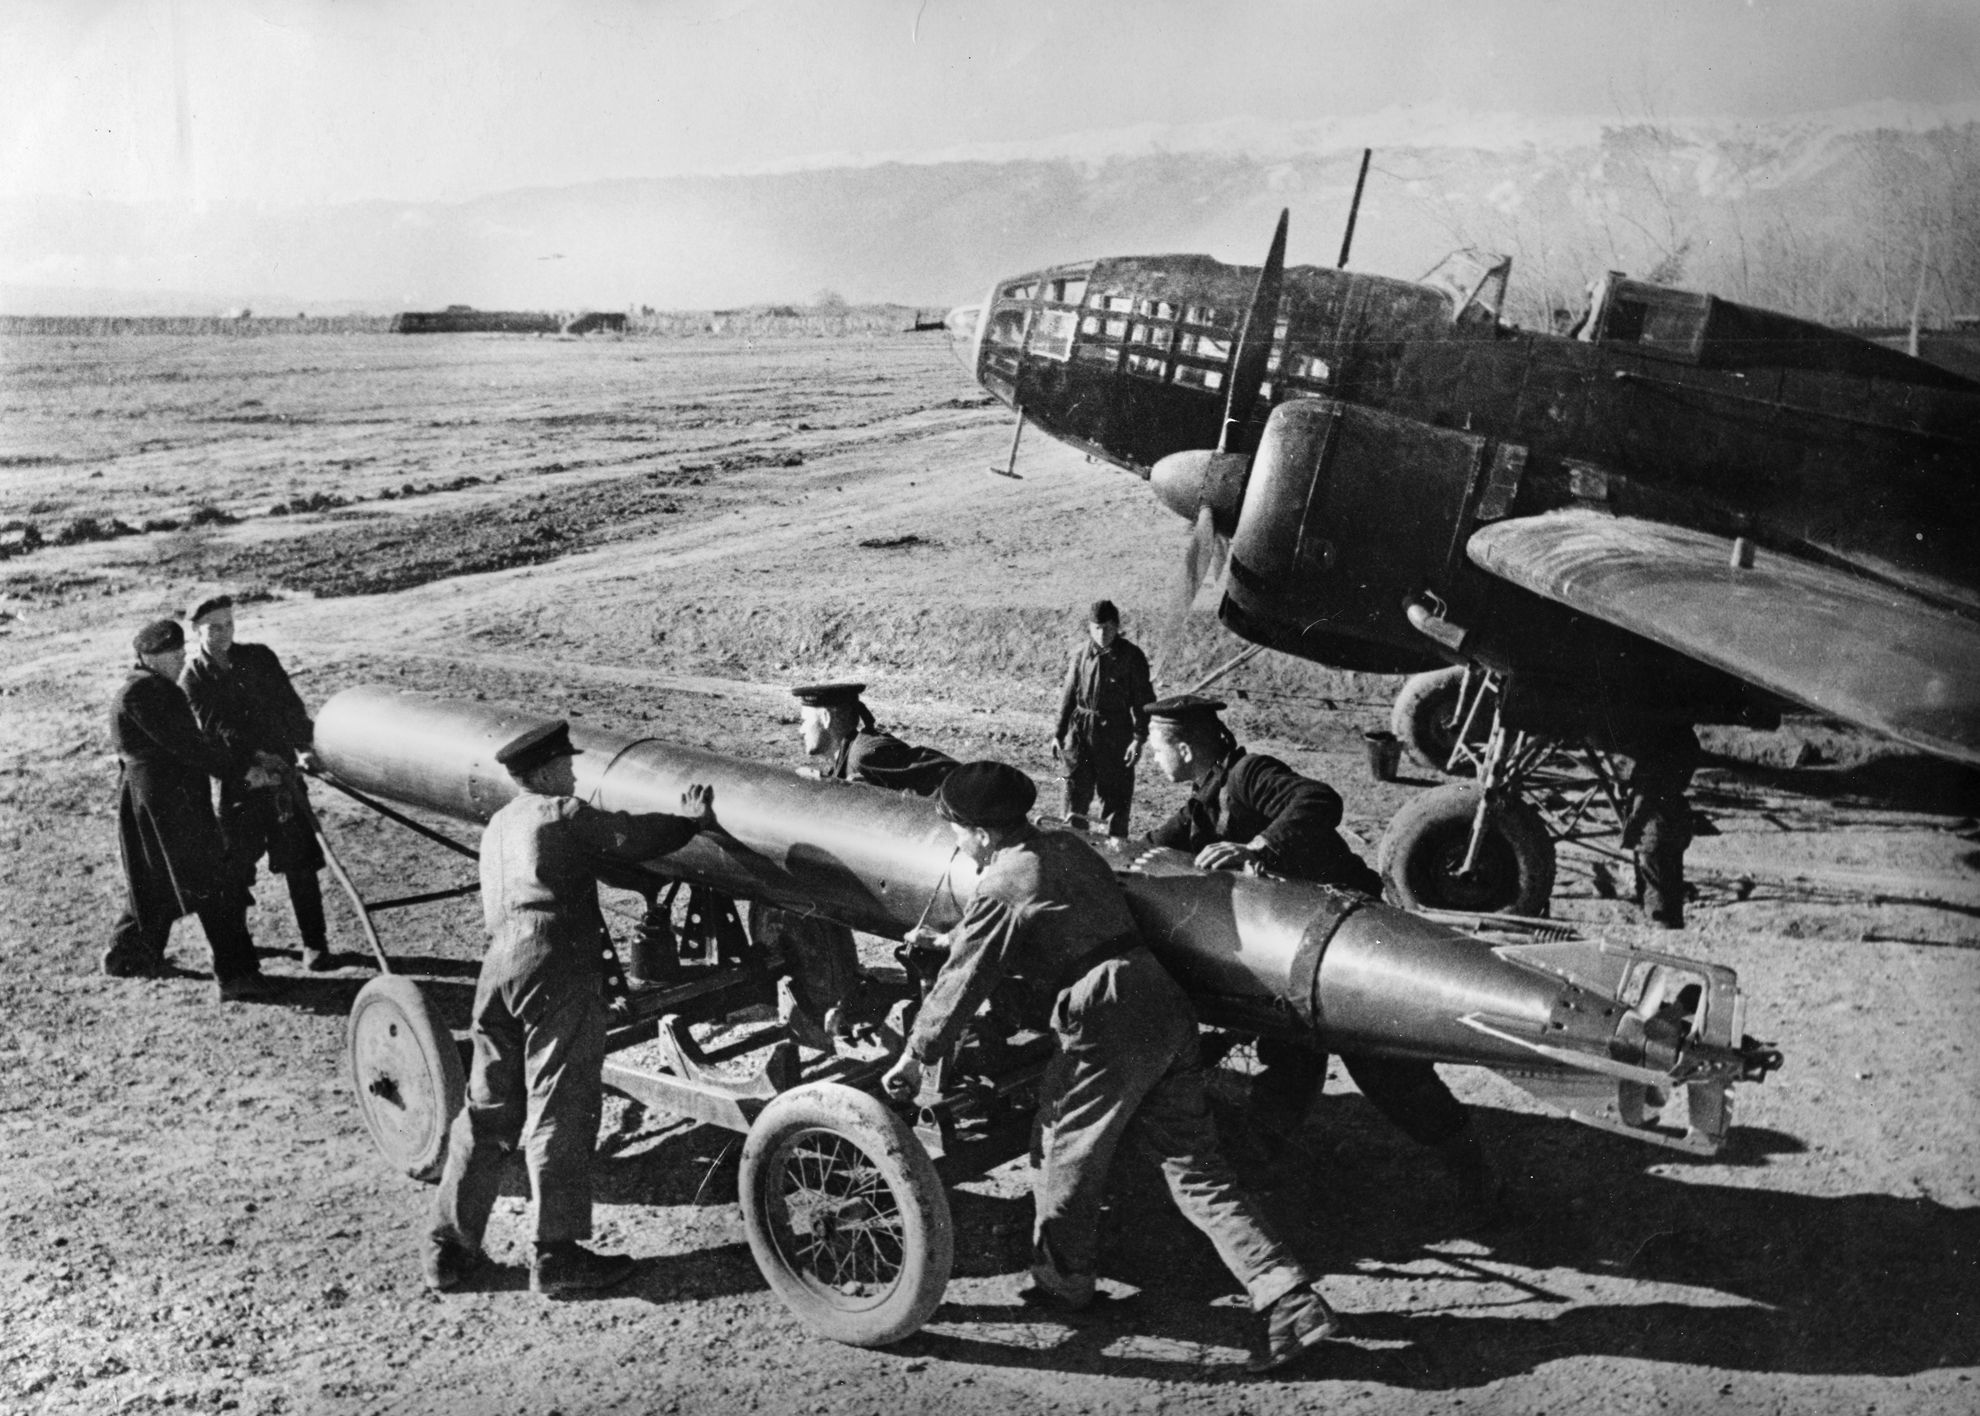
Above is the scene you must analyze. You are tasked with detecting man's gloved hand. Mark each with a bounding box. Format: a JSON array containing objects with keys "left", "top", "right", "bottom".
[
  {"left": 881, "top": 1052, "right": 923, "bottom": 1101},
  {"left": 243, "top": 764, "right": 282, "bottom": 791}
]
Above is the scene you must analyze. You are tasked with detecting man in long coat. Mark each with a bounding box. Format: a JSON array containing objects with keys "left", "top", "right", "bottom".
[
  {"left": 104, "top": 619, "right": 267, "bottom": 1000},
  {"left": 179, "top": 593, "right": 333, "bottom": 969}
]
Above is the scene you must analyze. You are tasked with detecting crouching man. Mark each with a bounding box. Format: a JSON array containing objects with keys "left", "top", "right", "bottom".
[
  {"left": 881, "top": 761, "right": 1346, "bottom": 1373},
  {"left": 426, "top": 719, "right": 714, "bottom": 1298}
]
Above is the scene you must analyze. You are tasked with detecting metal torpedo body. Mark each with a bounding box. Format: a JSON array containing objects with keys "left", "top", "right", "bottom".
[{"left": 315, "top": 685, "right": 1779, "bottom": 1156}]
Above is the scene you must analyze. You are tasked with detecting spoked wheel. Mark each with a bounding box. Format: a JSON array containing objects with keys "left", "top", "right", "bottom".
[
  {"left": 739, "top": 1082, "right": 953, "bottom": 1347},
  {"left": 1391, "top": 667, "right": 1494, "bottom": 777},
  {"left": 346, "top": 975, "right": 465, "bottom": 1182},
  {"left": 1379, "top": 782, "right": 1556, "bottom": 916}
]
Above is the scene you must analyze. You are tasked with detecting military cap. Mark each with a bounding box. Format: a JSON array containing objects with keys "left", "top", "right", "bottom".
[
  {"left": 1145, "top": 694, "right": 1227, "bottom": 726},
  {"left": 791, "top": 682, "right": 866, "bottom": 708},
  {"left": 186, "top": 590, "right": 234, "bottom": 624},
  {"left": 1088, "top": 599, "right": 1120, "bottom": 625},
  {"left": 494, "top": 719, "right": 576, "bottom": 776},
  {"left": 936, "top": 760, "right": 1037, "bottom": 828},
  {"left": 132, "top": 619, "right": 184, "bottom": 656}
]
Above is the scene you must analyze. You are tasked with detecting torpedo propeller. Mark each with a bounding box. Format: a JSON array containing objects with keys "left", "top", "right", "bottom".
[{"left": 1152, "top": 208, "right": 1288, "bottom": 610}]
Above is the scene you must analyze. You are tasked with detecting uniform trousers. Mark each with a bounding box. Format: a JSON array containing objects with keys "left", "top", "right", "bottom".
[
  {"left": 431, "top": 953, "right": 608, "bottom": 1250},
  {"left": 222, "top": 786, "right": 328, "bottom": 952},
  {"left": 1064, "top": 733, "right": 1137, "bottom": 837},
  {"left": 1630, "top": 809, "right": 1691, "bottom": 927},
  {"left": 1251, "top": 1038, "right": 1468, "bottom": 1148},
  {"left": 1034, "top": 948, "right": 1307, "bottom": 1311}
]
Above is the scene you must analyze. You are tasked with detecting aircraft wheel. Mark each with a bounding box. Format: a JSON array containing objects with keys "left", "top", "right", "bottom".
[
  {"left": 1391, "top": 667, "right": 1492, "bottom": 777},
  {"left": 739, "top": 1082, "right": 953, "bottom": 1348},
  {"left": 346, "top": 975, "right": 465, "bottom": 1182},
  {"left": 1379, "top": 783, "right": 1555, "bottom": 916}
]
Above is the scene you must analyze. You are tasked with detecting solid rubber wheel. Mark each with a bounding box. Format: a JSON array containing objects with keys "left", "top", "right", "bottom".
[
  {"left": 739, "top": 1082, "right": 953, "bottom": 1347},
  {"left": 1379, "top": 782, "right": 1556, "bottom": 916},
  {"left": 1390, "top": 667, "right": 1493, "bottom": 777},
  {"left": 346, "top": 975, "right": 465, "bottom": 1182}
]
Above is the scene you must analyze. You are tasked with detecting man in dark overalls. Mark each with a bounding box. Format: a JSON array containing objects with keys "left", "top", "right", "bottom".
[
  {"left": 753, "top": 682, "right": 958, "bottom": 1045},
  {"left": 883, "top": 761, "right": 1347, "bottom": 1373},
  {"left": 1609, "top": 721, "right": 1703, "bottom": 929},
  {"left": 1052, "top": 600, "right": 1154, "bottom": 839},
  {"left": 1140, "top": 695, "right": 1503, "bottom": 1218},
  {"left": 426, "top": 720, "right": 713, "bottom": 1297},
  {"left": 179, "top": 593, "right": 334, "bottom": 971},
  {"left": 104, "top": 619, "right": 267, "bottom": 1001}
]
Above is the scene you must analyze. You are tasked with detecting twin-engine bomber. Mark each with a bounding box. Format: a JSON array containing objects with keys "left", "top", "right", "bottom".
[{"left": 312, "top": 684, "right": 1780, "bottom": 1347}]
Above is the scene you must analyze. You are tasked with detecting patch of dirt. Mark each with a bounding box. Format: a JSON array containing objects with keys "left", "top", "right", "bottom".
[{"left": 1, "top": 331, "right": 1975, "bottom": 1416}]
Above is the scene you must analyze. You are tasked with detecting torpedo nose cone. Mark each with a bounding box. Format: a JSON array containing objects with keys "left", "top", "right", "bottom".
[{"left": 1150, "top": 450, "right": 1250, "bottom": 534}]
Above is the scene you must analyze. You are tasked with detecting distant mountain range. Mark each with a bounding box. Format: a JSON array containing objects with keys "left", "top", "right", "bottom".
[{"left": 4, "top": 101, "right": 1975, "bottom": 323}]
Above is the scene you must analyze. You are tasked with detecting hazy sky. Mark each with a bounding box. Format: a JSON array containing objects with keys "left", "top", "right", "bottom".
[{"left": 6, "top": 0, "right": 1978, "bottom": 208}]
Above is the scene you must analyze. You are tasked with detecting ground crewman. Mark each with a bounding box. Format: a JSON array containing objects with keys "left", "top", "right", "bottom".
[
  {"left": 753, "top": 682, "right": 958, "bottom": 1045},
  {"left": 425, "top": 720, "right": 713, "bottom": 1297},
  {"left": 179, "top": 593, "right": 334, "bottom": 971},
  {"left": 1140, "top": 695, "right": 1504, "bottom": 1218},
  {"left": 1052, "top": 600, "right": 1154, "bottom": 839},
  {"left": 104, "top": 618, "right": 268, "bottom": 1001},
  {"left": 882, "top": 760, "right": 1347, "bottom": 1373}
]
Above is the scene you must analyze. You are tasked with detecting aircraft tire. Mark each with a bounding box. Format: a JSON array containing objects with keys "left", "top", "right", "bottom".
[
  {"left": 1379, "top": 783, "right": 1556, "bottom": 916},
  {"left": 1390, "top": 667, "right": 1492, "bottom": 777},
  {"left": 739, "top": 1081, "right": 953, "bottom": 1348},
  {"left": 345, "top": 975, "right": 465, "bottom": 1182}
]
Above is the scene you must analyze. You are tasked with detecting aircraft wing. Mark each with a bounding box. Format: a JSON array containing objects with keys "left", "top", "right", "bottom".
[{"left": 1468, "top": 508, "right": 1980, "bottom": 765}]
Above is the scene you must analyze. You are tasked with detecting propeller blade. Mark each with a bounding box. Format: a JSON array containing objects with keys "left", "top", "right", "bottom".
[
  {"left": 1218, "top": 208, "right": 1289, "bottom": 455},
  {"left": 1176, "top": 504, "right": 1231, "bottom": 613}
]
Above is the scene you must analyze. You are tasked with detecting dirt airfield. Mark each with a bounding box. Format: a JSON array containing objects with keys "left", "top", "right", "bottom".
[{"left": 2, "top": 330, "right": 1977, "bottom": 1416}]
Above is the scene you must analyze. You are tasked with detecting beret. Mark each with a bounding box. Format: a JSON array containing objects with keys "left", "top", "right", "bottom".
[
  {"left": 494, "top": 719, "right": 576, "bottom": 776},
  {"left": 1088, "top": 599, "right": 1119, "bottom": 625},
  {"left": 186, "top": 591, "right": 234, "bottom": 624},
  {"left": 1145, "top": 694, "right": 1227, "bottom": 724},
  {"left": 791, "top": 682, "right": 866, "bottom": 708},
  {"left": 132, "top": 619, "right": 184, "bottom": 656},
  {"left": 936, "top": 760, "right": 1037, "bottom": 828}
]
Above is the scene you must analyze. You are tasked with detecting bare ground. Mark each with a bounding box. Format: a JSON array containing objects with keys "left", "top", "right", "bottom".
[{"left": 1, "top": 332, "right": 1976, "bottom": 1416}]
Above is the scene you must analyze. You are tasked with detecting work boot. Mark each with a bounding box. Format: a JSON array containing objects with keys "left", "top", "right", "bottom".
[
  {"left": 102, "top": 945, "right": 164, "bottom": 979},
  {"left": 300, "top": 946, "right": 338, "bottom": 972},
  {"left": 216, "top": 971, "right": 277, "bottom": 1003},
  {"left": 1248, "top": 1283, "right": 1345, "bottom": 1373},
  {"left": 530, "top": 1242, "right": 635, "bottom": 1298},
  {"left": 422, "top": 1236, "right": 483, "bottom": 1293}
]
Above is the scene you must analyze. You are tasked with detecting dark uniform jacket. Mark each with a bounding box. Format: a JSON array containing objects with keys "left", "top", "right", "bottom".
[
  {"left": 839, "top": 729, "right": 958, "bottom": 796},
  {"left": 1145, "top": 748, "right": 1384, "bottom": 895},
  {"left": 907, "top": 828, "right": 1142, "bottom": 1063},
  {"left": 1053, "top": 638, "right": 1154, "bottom": 754},
  {"left": 181, "top": 641, "right": 323, "bottom": 874},
  {"left": 111, "top": 669, "right": 235, "bottom": 918},
  {"left": 478, "top": 794, "right": 701, "bottom": 991}
]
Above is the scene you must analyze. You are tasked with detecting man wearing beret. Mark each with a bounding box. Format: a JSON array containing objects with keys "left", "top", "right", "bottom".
[
  {"left": 882, "top": 761, "right": 1347, "bottom": 1373},
  {"left": 1053, "top": 600, "right": 1154, "bottom": 839},
  {"left": 179, "top": 593, "right": 334, "bottom": 971},
  {"left": 1141, "top": 695, "right": 1502, "bottom": 1218},
  {"left": 426, "top": 720, "right": 715, "bottom": 1298},
  {"left": 104, "top": 619, "right": 268, "bottom": 1000},
  {"left": 754, "top": 683, "right": 960, "bottom": 1045}
]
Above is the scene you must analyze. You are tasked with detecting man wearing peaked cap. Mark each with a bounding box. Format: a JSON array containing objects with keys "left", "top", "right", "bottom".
[
  {"left": 104, "top": 616, "right": 267, "bottom": 999},
  {"left": 425, "top": 717, "right": 716, "bottom": 1300},
  {"left": 884, "top": 759, "right": 1349, "bottom": 1373},
  {"left": 1052, "top": 599, "right": 1154, "bottom": 839},
  {"left": 1141, "top": 693, "right": 1503, "bottom": 1223},
  {"left": 179, "top": 592, "right": 335, "bottom": 973},
  {"left": 755, "top": 681, "right": 960, "bottom": 1047}
]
